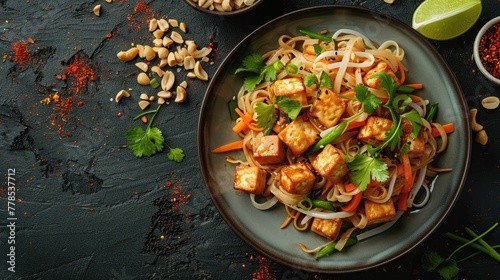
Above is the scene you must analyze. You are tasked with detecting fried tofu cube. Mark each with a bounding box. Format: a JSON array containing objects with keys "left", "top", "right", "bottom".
[
  {"left": 233, "top": 165, "right": 267, "bottom": 195},
  {"left": 311, "top": 144, "right": 350, "bottom": 183},
  {"left": 280, "top": 162, "right": 316, "bottom": 195},
  {"left": 253, "top": 134, "right": 286, "bottom": 165},
  {"left": 364, "top": 198, "right": 396, "bottom": 225},
  {"left": 310, "top": 87, "right": 346, "bottom": 128},
  {"left": 311, "top": 218, "right": 343, "bottom": 240},
  {"left": 363, "top": 61, "right": 401, "bottom": 88},
  {"left": 272, "top": 77, "right": 308, "bottom": 107},
  {"left": 357, "top": 116, "right": 394, "bottom": 147},
  {"left": 278, "top": 115, "right": 319, "bottom": 156}
]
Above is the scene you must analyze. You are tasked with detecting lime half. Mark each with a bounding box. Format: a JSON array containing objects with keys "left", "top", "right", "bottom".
[{"left": 412, "top": 0, "right": 482, "bottom": 40}]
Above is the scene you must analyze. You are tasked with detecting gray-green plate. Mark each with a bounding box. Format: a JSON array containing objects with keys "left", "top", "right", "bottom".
[{"left": 197, "top": 5, "right": 471, "bottom": 273}]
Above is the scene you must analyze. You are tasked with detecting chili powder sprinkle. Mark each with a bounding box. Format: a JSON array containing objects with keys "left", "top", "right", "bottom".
[
  {"left": 478, "top": 22, "right": 500, "bottom": 79},
  {"left": 12, "top": 41, "right": 32, "bottom": 66}
]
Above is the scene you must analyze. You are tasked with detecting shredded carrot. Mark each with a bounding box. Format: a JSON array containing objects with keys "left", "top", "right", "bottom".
[
  {"left": 398, "top": 60, "right": 406, "bottom": 84},
  {"left": 431, "top": 123, "right": 454, "bottom": 137},
  {"left": 212, "top": 139, "right": 244, "bottom": 153},
  {"left": 234, "top": 108, "right": 263, "bottom": 132},
  {"left": 340, "top": 192, "right": 363, "bottom": 212},
  {"left": 398, "top": 191, "right": 409, "bottom": 211},
  {"left": 404, "top": 83, "right": 423, "bottom": 90},
  {"left": 303, "top": 53, "right": 328, "bottom": 64},
  {"left": 232, "top": 120, "right": 249, "bottom": 134},
  {"left": 346, "top": 120, "right": 366, "bottom": 131},
  {"left": 344, "top": 183, "right": 357, "bottom": 193},
  {"left": 401, "top": 153, "right": 413, "bottom": 194}
]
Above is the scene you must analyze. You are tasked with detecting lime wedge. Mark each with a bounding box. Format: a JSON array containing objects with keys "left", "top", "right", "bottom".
[{"left": 412, "top": 0, "right": 482, "bottom": 40}]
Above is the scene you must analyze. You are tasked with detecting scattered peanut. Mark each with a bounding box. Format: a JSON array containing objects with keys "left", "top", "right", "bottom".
[
  {"left": 157, "top": 18, "right": 169, "bottom": 32},
  {"left": 117, "top": 47, "right": 138, "bottom": 62},
  {"left": 179, "top": 22, "right": 187, "bottom": 33},
  {"left": 106, "top": 0, "right": 113, "bottom": 3},
  {"left": 115, "top": 89, "right": 130, "bottom": 103},
  {"left": 161, "top": 71, "right": 175, "bottom": 91},
  {"left": 168, "top": 19, "right": 179, "bottom": 27},
  {"left": 481, "top": 96, "right": 500, "bottom": 110},
  {"left": 475, "top": 130, "right": 488, "bottom": 145},
  {"left": 140, "top": 93, "right": 149, "bottom": 100},
  {"left": 469, "top": 108, "right": 483, "bottom": 132},
  {"left": 135, "top": 62, "right": 148, "bottom": 72},
  {"left": 93, "top": 5, "right": 101, "bottom": 16},
  {"left": 137, "top": 72, "right": 151, "bottom": 85},
  {"left": 157, "top": 91, "right": 173, "bottom": 99},
  {"left": 170, "top": 31, "right": 184, "bottom": 44},
  {"left": 194, "top": 61, "right": 209, "bottom": 81},
  {"left": 179, "top": 80, "right": 188, "bottom": 89},
  {"left": 149, "top": 18, "right": 158, "bottom": 32},
  {"left": 175, "top": 86, "right": 187, "bottom": 103},
  {"left": 138, "top": 100, "right": 150, "bottom": 110}
]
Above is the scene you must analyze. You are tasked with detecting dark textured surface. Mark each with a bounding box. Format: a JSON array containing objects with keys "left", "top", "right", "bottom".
[{"left": 0, "top": 0, "right": 499, "bottom": 279}]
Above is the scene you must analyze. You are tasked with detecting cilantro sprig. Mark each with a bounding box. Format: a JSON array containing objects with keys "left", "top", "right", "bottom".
[
  {"left": 344, "top": 72, "right": 423, "bottom": 190},
  {"left": 255, "top": 96, "right": 310, "bottom": 135},
  {"left": 125, "top": 105, "right": 185, "bottom": 162},
  {"left": 235, "top": 53, "right": 284, "bottom": 91},
  {"left": 422, "top": 222, "right": 500, "bottom": 280}
]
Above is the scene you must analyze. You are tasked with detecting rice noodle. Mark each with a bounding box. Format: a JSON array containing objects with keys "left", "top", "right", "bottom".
[{"left": 356, "top": 211, "right": 404, "bottom": 241}]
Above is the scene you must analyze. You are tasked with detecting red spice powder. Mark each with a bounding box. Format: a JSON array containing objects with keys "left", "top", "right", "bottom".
[
  {"left": 479, "top": 22, "right": 500, "bottom": 79},
  {"left": 252, "top": 256, "right": 276, "bottom": 280},
  {"left": 12, "top": 41, "right": 32, "bottom": 66},
  {"left": 64, "top": 57, "right": 95, "bottom": 94}
]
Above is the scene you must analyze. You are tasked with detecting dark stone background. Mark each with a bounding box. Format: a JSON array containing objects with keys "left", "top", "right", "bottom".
[{"left": 1, "top": 0, "right": 499, "bottom": 279}]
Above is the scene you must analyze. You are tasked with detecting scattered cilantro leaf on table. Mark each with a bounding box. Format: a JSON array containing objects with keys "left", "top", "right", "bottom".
[{"left": 126, "top": 105, "right": 184, "bottom": 162}]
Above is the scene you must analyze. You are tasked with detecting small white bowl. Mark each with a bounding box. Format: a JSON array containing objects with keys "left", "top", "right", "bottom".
[{"left": 473, "top": 16, "right": 500, "bottom": 85}]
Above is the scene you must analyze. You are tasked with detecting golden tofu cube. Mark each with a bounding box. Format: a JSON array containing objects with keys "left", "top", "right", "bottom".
[
  {"left": 272, "top": 77, "right": 308, "bottom": 107},
  {"left": 357, "top": 116, "right": 393, "bottom": 147},
  {"left": 252, "top": 134, "right": 286, "bottom": 165},
  {"left": 278, "top": 115, "right": 319, "bottom": 156},
  {"left": 311, "top": 218, "right": 343, "bottom": 240},
  {"left": 233, "top": 165, "right": 267, "bottom": 195},
  {"left": 364, "top": 198, "right": 396, "bottom": 225},
  {"left": 401, "top": 118, "right": 428, "bottom": 165},
  {"left": 280, "top": 162, "right": 315, "bottom": 195},
  {"left": 363, "top": 61, "right": 401, "bottom": 88},
  {"left": 311, "top": 144, "right": 350, "bottom": 183},
  {"left": 310, "top": 87, "right": 346, "bottom": 128}
]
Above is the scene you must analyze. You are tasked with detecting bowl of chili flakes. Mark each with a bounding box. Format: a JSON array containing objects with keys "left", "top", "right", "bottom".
[{"left": 473, "top": 16, "right": 500, "bottom": 85}]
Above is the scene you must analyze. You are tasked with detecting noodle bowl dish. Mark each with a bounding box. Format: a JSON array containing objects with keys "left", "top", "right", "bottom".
[{"left": 198, "top": 6, "right": 470, "bottom": 273}]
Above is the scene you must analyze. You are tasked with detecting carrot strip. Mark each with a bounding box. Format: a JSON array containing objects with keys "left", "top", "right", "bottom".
[
  {"left": 401, "top": 153, "right": 413, "bottom": 193},
  {"left": 398, "top": 60, "right": 406, "bottom": 84},
  {"left": 303, "top": 53, "right": 328, "bottom": 64},
  {"left": 398, "top": 191, "right": 409, "bottom": 211},
  {"left": 344, "top": 183, "right": 357, "bottom": 193},
  {"left": 431, "top": 123, "right": 454, "bottom": 137},
  {"left": 404, "top": 83, "right": 423, "bottom": 89},
  {"left": 212, "top": 140, "right": 244, "bottom": 153},
  {"left": 232, "top": 120, "right": 249, "bottom": 134},
  {"left": 234, "top": 107, "right": 263, "bottom": 132},
  {"left": 346, "top": 120, "right": 366, "bottom": 131},
  {"left": 340, "top": 192, "right": 363, "bottom": 212}
]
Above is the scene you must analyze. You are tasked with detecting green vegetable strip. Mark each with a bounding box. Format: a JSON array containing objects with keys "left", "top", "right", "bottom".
[
  {"left": 443, "top": 222, "right": 500, "bottom": 262},
  {"left": 396, "top": 85, "right": 415, "bottom": 93},
  {"left": 425, "top": 101, "right": 439, "bottom": 122},
  {"left": 298, "top": 29, "right": 332, "bottom": 43},
  {"left": 228, "top": 97, "right": 239, "bottom": 121},
  {"left": 305, "top": 121, "right": 348, "bottom": 155},
  {"left": 315, "top": 238, "right": 357, "bottom": 259},
  {"left": 297, "top": 197, "right": 312, "bottom": 211},
  {"left": 311, "top": 199, "right": 335, "bottom": 211},
  {"left": 465, "top": 225, "right": 500, "bottom": 262}
]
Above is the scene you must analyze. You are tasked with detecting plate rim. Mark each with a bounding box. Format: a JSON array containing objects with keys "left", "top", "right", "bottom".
[{"left": 197, "top": 4, "right": 471, "bottom": 273}]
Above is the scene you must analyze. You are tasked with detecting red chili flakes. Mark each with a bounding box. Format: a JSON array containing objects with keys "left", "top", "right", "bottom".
[
  {"left": 64, "top": 57, "right": 95, "bottom": 94},
  {"left": 251, "top": 255, "right": 276, "bottom": 280},
  {"left": 479, "top": 22, "right": 500, "bottom": 79},
  {"left": 12, "top": 41, "right": 32, "bottom": 66}
]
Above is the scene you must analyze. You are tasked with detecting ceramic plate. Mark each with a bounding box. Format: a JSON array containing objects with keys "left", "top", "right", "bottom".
[{"left": 197, "top": 6, "right": 471, "bottom": 273}]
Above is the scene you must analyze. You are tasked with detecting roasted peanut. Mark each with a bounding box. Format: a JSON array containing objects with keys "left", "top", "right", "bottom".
[
  {"left": 481, "top": 96, "right": 500, "bottom": 110},
  {"left": 475, "top": 130, "right": 488, "bottom": 145},
  {"left": 115, "top": 89, "right": 130, "bottom": 103},
  {"left": 470, "top": 108, "right": 483, "bottom": 132}
]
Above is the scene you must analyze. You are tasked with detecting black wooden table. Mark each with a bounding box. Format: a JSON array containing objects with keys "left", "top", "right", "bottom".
[{"left": 1, "top": 1, "right": 499, "bottom": 279}]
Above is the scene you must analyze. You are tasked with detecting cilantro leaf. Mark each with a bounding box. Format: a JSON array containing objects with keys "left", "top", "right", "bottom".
[
  {"left": 255, "top": 101, "right": 277, "bottom": 133},
  {"left": 126, "top": 126, "right": 164, "bottom": 158},
  {"left": 235, "top": 53, "right": 264, "bottom": 74},
  {"left": 346, "top": 154, "right": 389, "bottom": 191},
  {"left": 402, "top": 109, "right": 423, "bottom": 138},
  {"left": 320, "top": 70, "right": 333, "bottom": 89},
  {"left": 275, "top": 96, "right": 302, "bottom": 120},
  {"left": 167, "top": 146, "right": 185, "bottom": 162},
  {"left": 262, "top": 60, "right": 284, "bottom": 82},
  {"left": 371, "top": 71, "right": 398, "bottom": 105},
  {"left": 243, "top": 74, "right": 263, "bottom": 92},
  {"left": 436, "top": 259, "right": 459, "bottom": 280},
  {"left": 354, "top": 84, "right": 382, "bottom": 114},
  {"left": 303, "top": 73, "right": 318, "bottom": 87},
  {"left": 422, "top": 252, "right": 445, "bottom": 271}
]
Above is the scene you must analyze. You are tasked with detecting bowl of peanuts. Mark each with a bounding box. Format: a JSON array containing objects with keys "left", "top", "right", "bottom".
[
  {"left": 473, "top": 16, "right": 500, "bottom": 85},
  {"left": 183, "top": 0, "right": 263, "bottom": 16}
]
